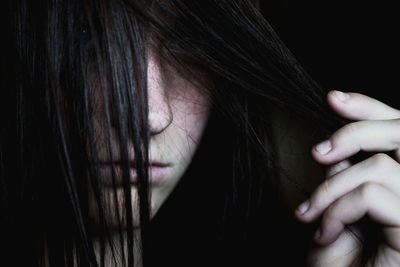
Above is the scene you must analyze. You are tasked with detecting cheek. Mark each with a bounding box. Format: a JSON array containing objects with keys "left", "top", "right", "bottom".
[
  {"left": 186, "top": 107, "right": 209, "bottom": 145},
  {"left": 170, "top": 85, "right": 211, "bottom": 148}
]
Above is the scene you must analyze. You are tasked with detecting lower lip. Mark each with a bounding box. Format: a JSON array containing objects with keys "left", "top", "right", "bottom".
[{"left": 100, "top": 165, "right": 170, "bottom": 185}]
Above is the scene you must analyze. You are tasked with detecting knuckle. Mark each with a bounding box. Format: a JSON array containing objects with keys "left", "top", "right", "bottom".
[
  {"left": 313, "top": 180, "right": 334, "bottom": 206},
  {"left": 370, "top": 153, "right": 395, "bottom": 169},
  {"left": 326, "top": 160, "right": 351, "bottom": 177},
  {"left": 323, "top": 204, "right": 337, "bottom": 222},
  {"left": 320, "top": 179, "right": 333, "bottom": 196},
  {"left": 359, "top": 182, "right": 381, "bottom": 203},
  {"left": 342, "top": 122, "right": 361, "bottom": 136},
  {"left": 334, "top": 122, "right": 362, "bottom": 144}
]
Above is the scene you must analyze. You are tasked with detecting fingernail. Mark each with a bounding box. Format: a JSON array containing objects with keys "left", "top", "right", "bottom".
[
  {"left": 314, "top": 228, "right": 321, "bottom": 239},
  {"left": 316, "top": 140, "right": 332, "bottom": 155},
  {"left": 334, "top": 90, "right": 350, "bottom": 102},
  {"left": 297, "top": 200, "right": 310, "bottom": 215}
]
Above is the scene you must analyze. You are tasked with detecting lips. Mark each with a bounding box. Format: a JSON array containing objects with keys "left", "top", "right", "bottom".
[{"left": 97, "top": 162, "right": 171, "bottom": 186}]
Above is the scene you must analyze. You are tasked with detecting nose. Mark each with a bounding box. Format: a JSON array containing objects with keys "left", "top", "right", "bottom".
[{"left": 147, "top": 52, "right": 173, "bottom": 135}]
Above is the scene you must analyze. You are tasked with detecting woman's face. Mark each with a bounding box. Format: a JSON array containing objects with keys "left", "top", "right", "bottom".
[{"left": 91, "top": 50, "right": 211, "bottom": 226}]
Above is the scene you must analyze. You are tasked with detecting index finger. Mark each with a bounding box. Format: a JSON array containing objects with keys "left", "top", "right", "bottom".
[
  {"left": 327, "top": 90, "right": 400, "bottom": 121},
  {"left": 312, "top": 119, "right": 400, "bottom": 165}
]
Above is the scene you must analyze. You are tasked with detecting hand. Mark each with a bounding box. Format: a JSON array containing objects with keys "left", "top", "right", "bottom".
[{"left": 295, "top": 90, "right": 400, "bottom": 267}]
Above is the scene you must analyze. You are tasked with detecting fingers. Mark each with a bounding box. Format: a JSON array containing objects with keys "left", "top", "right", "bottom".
[
  {"left": 307, "top": 226, "right": 363, "bottom": 267},
  {"left": 313, "top": 183, "right": 400, "bottom": 250},
  {"left": 299, "top": 91, "right": 400, "bottom": 251},
  {"left": 296, "top": 153, "right": 400, "bottom": 223},
  {"left": 325, "top": 159, "right": 352, "bottom": 178},
  {"left": 311, "top": 91, "right": 400, "bottom": 165},
  {"left": 327, "top": 90, "right": 400, "bottom": 121},
  {"left": 312, "top": 119, "right": 400, "bottom": 165}
]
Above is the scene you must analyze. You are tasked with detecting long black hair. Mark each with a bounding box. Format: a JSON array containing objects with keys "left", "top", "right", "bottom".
[{"left": 0, "top": 0, "right": 354, "bottom": 266}]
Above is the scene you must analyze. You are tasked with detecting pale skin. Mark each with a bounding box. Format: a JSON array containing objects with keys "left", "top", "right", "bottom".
[
  {"left": 95, "top": 87, "right": 400, "bottom": 267},
  {"left": 91, "top": 49, "right": 211, "bottom": 267},
  {"left": 93, "top": 74, "right": 400, "bottom": 267},
  {"left": 92, "top": 47, "right": 400, "bottom": 266},
  {"left": 295, "top": 90, "right": 400, "bottom": 266}
]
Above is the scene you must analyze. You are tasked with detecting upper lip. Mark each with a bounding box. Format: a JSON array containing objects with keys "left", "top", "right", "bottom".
[
  {"left": 97, "top": 160, "right": 171, "bottom": 168},
  {"left": 95, "top": 160, "right": 171, "bottom": 187}
]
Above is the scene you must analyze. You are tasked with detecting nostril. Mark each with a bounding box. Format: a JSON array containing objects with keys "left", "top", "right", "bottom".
[{"left": 148, "top": 105, "right": 173, "bottom": 135}]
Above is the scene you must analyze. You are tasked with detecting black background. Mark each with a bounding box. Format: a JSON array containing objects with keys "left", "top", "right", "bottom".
[
  {"left": 150, "top": 3, "right": 400, "bottom": 266},
  {"left": 261, "top": 1, "right": 399, "bottom": 108}
]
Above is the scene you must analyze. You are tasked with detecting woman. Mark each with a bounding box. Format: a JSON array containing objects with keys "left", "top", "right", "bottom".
[{"left": 1, "top": 0, "right": 400, "bottom": 266}]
